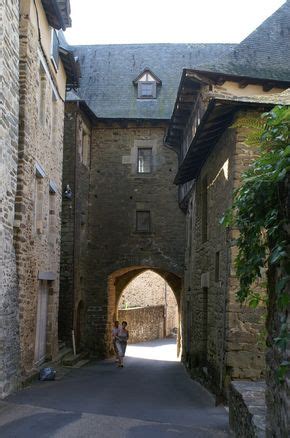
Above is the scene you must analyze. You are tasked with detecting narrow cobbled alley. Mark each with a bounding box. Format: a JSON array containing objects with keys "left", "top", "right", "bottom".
[{"left": 0, "top": 339, "right": 230, "bottom": 437}]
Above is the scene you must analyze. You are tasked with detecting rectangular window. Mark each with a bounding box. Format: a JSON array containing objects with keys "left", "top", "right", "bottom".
[
  {"left": 82, "top": 129, "right": 91, "bottom": 167},
  {"left": 34, "top": 280, "right": 48, "bottom": 365},
  {"left": 137, "top": 148, "right": 152, "bottom": 173},
  {"left": 138, "top": 82, "right": 156, "bottom": 99},
  {"left": 136, "top": 210, "right": 151, "bottom": 232},
  {"left": 49, "top": 185, "right": 56, "bottom": 232},
  {"left": 39, "top": 64, "right": 46, "bottom": 124},
  {"left": 34, "top": 180, "right": 44, "bottom": 234},
  {"left": 201, "top": 176, "right": 208, "bottom": 242},
  {"left": 51, "top": 29, "right": 59, "bottom": 71},
  {"left": 51, "top": 92, "right": 58, "bottom": 143},
  {"left": 215, "top": 251, "right": 220, "bottom": 282}
]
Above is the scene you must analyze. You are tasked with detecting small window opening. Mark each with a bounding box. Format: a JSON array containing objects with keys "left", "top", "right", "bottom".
[
  {"left": 51, "top": 29, "right": 59, "bottom": 71},
  {"left": 137, "top": 148, "right": 152, "bottom": 173},
  {"left": 138, "top": 82, "right": 156, "bottom": 98},
  {"left": 81, "top": 128, "right": 91, "bottom": 167},
  {"left": 136, "top": 210, "right": 151, "bottom": 233},
  {"left": 39, "top": 64, "right": 46, "bottom": 124},
  {"left": 35, "top": 177, "right": 44, "bottom": 234},
  {"left": 49, "top": 191, "right": 56, "bottom": 232}
]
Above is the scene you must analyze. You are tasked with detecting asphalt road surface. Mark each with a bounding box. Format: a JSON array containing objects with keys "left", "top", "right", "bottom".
[{"left": 0, "top": 339, "right": 231, "bottom": 437}]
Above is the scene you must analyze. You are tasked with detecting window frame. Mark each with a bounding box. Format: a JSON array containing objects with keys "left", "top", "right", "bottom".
[
  {"left": 138, "top": 81, "right": 157, "bottom": 99},
  {"left": 137, "top": 147, "right": 153, "bottom": 174},
  {"left": 135, "top": 210, "right": 151, "bottom": 233},
  {"left": 50, "top": 29, "right": 59, "bottom": 72}
]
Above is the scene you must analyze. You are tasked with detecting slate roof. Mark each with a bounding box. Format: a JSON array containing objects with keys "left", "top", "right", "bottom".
[
  {"left": 71, "top": 44, "right": 235, "bottom": 119},
  {"left": 195, "top": 1, "right": 290, "bottom": 82}
]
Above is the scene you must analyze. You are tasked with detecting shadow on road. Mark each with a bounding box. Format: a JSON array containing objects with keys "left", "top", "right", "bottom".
[{"left": 0, "top": 339, "right": 230, "bottom": 437}]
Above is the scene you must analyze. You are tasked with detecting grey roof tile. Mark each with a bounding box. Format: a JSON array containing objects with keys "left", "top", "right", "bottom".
[
  {"left": 195, "top": 1, "right": 290, "bottom": 82},
  {"left": 72, "top": 43, "right": 235, "bottom": 119}
]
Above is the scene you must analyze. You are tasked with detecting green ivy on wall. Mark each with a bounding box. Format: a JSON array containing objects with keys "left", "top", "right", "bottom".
[{"left": 221, "top": 105, "right": 290, "bottom": 380}]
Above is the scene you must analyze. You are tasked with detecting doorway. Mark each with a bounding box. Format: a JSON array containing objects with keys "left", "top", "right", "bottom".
[{"left": 34, "top": 280, "right": 48, "bottom": 365}]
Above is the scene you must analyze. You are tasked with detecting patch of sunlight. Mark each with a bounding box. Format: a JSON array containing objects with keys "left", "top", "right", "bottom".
[{"left": 126, "top": 339, "right": 180, "bottom": 362}]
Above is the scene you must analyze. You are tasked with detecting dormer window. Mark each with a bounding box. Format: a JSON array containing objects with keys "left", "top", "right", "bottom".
[{"left": 133, "top": 69, "right": 162, "bottom": 100}]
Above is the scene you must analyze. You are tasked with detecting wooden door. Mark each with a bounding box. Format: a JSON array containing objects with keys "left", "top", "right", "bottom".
[{"left": 34, "top": 281, "right": 48, "bottom": 364}]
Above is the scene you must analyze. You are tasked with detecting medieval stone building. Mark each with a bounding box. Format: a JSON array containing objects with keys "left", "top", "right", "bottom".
[
  {"left": 1, "top": 0, "right": 289, "bottom": 435},
  {"left": 0, "top": 0, "right": 78, "bottom": 397},
  {"left": 165, "top": 2, "right": 290, "bottom": 435},
  {"left": 59, "top": 43, "right": 235, "bottom": 356},
  {"left": 0, "top": 0, "right": 20, "bottom": 398}
]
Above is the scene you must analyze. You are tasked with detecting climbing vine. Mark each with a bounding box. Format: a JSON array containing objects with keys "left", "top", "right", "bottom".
[{"left": 221, "top": 105, "right": 290, "bottom": 379}]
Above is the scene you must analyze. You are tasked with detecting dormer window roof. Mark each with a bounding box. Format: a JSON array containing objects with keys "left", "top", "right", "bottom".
[{"left": 133, "top": 69, "right": 162, "bottom": 99}]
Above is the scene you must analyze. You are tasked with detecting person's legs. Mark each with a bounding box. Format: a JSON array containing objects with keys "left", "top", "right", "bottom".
[{"left": 113, "top": 340, "right": 119, "bottom": 361}]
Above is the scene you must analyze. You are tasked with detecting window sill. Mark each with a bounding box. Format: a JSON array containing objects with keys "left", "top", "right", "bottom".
[{"left": 132, "top": 232, "right": 154, "bottom": 237}]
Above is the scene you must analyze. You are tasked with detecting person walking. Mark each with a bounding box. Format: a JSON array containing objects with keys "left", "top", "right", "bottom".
[
  {"left": 116, "top": 321, "right": 129, "bottom": 367},
  {"left": 112, "top": 320, "right": 119, "bottom": 362}
]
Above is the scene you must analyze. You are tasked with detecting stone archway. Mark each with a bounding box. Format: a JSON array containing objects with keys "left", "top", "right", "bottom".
[
  {"left": 107, "top": 266, "right": 182, "bottom": 355},
  {"left": 118, "top": 269, "right": 179, "bottom": 342}
]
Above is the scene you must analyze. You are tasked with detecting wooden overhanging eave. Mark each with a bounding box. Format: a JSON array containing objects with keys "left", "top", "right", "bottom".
[
  {"left": 185, "top": 69, "right": 290, "bottom": 91},
  {"left": 165, "top": 70, "right": 203, "bottom": 149},
  {"left": 174, "top": 99, "right": 274, "bottom": 185}
]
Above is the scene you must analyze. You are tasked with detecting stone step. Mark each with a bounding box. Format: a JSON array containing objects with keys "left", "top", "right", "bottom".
[
  {"left": 71, "top": 359, "right": 90, "bottom": 369},
  {"left": 229, "top": 380, "right": 266, "bottom": 438},
  {"left": 58, "top": 340, "right": 66, "bottom": 350},
  {"left": 62, "top": 351, "right": 88, "bottom": 367},
  {"left": 54, "top": 347, "right": 72, "bottom": 364}
]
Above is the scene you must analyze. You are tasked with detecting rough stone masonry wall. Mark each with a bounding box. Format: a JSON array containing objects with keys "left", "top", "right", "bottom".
[
  {"left": 184, "top": 114, "right": 265, "bottom": 394},
  {"left": 59, "top": 103, "right": 92, "bottom": 350},
  {"left": 119, "top": 270, "right": 178, "bottom": 336},
  {"left": 227, "top": 118, "right": 266, "bottom": 380},
  {"left": 0, "top": 0, "right": 20, "bottom": 397},
  {"left": 59, "top": 104, "right": 77, "bottom": 345},
  {"left": 83, "top": 121, "right": 185, "bottom": 356},
  {"left": 119, "top": 305, "right": 165, "bottom": 343},
  {"left": 14, "top": 7, "right": 65, "bottom": 375}
]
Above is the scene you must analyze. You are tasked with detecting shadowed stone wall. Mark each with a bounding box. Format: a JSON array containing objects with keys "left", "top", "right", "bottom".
[
  {"left": 119, "top": 270, "right": 178, "bottom": 336},
  {"left": 119, "top": 305, "right": 165, "bottom": 343},
  {"left": 60, "top": 117, "right": 185, "bottom": 357},
  {"left": 266, "top": 175, "right": 290, "bottom": 437},
  {"left": 0, "top": 0, "right": 20, "bottom": 398},
  {"left": 13, "top": 0, "right": 67, "bottom": 376},
  {"left": 59, "top": 102, "right": 93, "bottom": 350},
  {"left": 183, "top": 112, "right": 266, "bottom": 394}
]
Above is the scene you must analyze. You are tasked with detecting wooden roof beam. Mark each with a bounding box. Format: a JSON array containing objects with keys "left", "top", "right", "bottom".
[
  {"left": 263, "top": 83, "right": 274, "bottom": 92},
  {"left": 238, "top": 79, "right": 249, "bottom": 89}
]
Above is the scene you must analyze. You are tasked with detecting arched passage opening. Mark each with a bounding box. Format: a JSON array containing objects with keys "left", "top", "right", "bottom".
[
  {"left": 107, "top": 266, "right": 182, "bottom": 356},
  {"left": 118, "top": 270, "right": 178, "bottom": 342}
]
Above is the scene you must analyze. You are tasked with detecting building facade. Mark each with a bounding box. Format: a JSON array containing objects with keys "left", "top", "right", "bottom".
[
  {"left": 59, "top": 43, "right": 235, "bottom": 357},
  {"left": 0, "top": 0, "right": 21, "bottom": 398},
  {"left": 0, "top": 0, "right": 78, "bottom": 396},
  {"left": 166, "top": 2, "right": 290, "bottom": 431}
]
